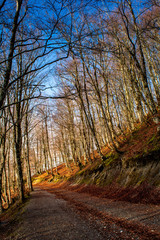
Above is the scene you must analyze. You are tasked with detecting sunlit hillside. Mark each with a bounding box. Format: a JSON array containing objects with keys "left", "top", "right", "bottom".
[{"left": 33, "top": 112, "right": 160, "bottom": 204}]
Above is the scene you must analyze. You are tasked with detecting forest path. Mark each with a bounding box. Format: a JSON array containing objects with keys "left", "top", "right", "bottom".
[
  {"left": 1, "top": 186, "right": 160, "bottom": 240},
  {"left": 1, "top": 187, "right": 104, "bottom": 240}
]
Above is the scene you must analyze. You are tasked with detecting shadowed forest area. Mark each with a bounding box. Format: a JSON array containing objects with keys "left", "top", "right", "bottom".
[{"left": 0, "top": 0, "right": 160, "bottom": 217}]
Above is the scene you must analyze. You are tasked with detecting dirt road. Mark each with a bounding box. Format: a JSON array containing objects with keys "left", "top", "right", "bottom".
[{"left": 0, "top": 186, "right": 160, "bottom": 240}]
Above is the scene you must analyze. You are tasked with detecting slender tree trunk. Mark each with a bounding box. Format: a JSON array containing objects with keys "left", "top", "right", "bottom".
[
  {"left": 25, "top": 108, "right": 33, "bottom": 191},
  {"left": 3, "top": 165, "right": 9, "bottom": 208},
  {"left": 7, "top": 139, "right": 12, "bottom": 205},
  {"left": 14, "top": 120, "right": 24, "bottom": 202},
  {"left": 0, "top": 143, "right": 6, "bottom": 213},
  {"left": 127, "top": 0, "right": 157, "bottom": 114},
  {"left": 0, "top": 117, "right": 7, "bottom": 213},
  {"left": 44, "top": 116, "right": 53, "bottom": 175},
  {"left": 0, "top": 0, "right": 23, "bottom": 109}
]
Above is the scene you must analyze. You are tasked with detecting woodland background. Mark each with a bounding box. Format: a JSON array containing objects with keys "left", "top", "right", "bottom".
[{"left": 0, "top": 0, "right": 159, "bottom": 212}]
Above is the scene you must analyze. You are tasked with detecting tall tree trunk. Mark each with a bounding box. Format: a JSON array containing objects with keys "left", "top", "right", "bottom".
[
  {"left": 0, "top": 115, "right": 7, "bottom": 212},
  {"left": 14, "top": 119, "right": 24, "bottom": 202},
  {"left": 0, "top": 0, "right": 23, "bottom": 109},
  {"left": 25, "top": 107, "right": 33, "bottom": 191},
  {"left": 127, "top": 0, "right": 157, "bottom": 114},
  {"left": 44, "top": 116, "right": 53, "bottom": 175}
]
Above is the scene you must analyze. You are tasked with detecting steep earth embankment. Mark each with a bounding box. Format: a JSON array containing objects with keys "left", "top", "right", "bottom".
[{"left": 33, "top": 114, "right": 160, "bottom": 205}]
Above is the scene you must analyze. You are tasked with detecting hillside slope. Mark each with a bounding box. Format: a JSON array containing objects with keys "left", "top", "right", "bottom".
[{"left": 33, "top": 114, "right": 160, "bottom": 204}]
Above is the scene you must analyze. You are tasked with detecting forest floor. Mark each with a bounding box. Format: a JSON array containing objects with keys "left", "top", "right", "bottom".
[{"left": 0, "top": 183, "right": 160, "bottom": 240}]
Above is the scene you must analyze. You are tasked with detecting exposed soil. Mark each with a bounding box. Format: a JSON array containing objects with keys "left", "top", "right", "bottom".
[{"left": 1, "top": 184, "right": 160, "bottom": 240}]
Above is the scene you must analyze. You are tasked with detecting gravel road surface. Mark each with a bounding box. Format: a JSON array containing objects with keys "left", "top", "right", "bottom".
[{"left": 0, "top": 186, "right": 160, "bottom": 240}]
